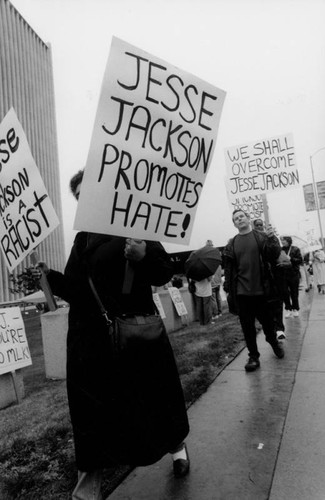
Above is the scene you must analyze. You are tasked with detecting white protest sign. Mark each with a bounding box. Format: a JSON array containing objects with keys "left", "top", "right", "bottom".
[
  {"left": 0, "top": 108, "right": 60, "bottom": 271},
  {"left": 0, "top": 307, "right": 32, "bottom": 375},
  {"left": 168, "top": 287, "right": 188, "bottom": 316},
  {"left": 152, "top": 292, "right": 166, "bottom": 319},
  {"left": 225, "top": 188, "right": 265, "bottom": 220},
  {"left": 225, "top": 133, "right": 299, "bottom": 211},
  {"left": 74, "top": 37, "right": 226, "bottom": 244}
]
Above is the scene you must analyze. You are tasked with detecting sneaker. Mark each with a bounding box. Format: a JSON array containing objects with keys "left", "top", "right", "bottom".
[
  {"left": 292, "top": 310, "right": 299, "bottom": 317},
  {"left": 284, "top": 310, "right": 292, "bottom": 318},
  {"left": 271, "top": 342, "right": 285, "bottom": 359},
  {"left": 245, "top": 357, "right": 260, "bottom": 372},
  {"left": 276, "top": 331, "right": 286, "bottom": 340}
]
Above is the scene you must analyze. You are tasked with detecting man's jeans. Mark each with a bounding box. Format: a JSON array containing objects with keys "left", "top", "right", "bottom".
[{"left": 237, "top": 295, "right": 277, "bottom": 359}]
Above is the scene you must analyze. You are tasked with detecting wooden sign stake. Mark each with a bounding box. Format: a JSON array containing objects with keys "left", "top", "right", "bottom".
[{"left": 10, "top": 370, "right": 22, "bottom": 404}]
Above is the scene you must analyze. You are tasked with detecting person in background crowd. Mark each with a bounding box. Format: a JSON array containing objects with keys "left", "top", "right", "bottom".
[
  {"left": 302, "top": 252, "right": 313, "bottom": 292},
  {"left": 33, "top": 170, "right": 190, "bottom": 500},
  {"left": 253, "top": 219, "right": 286, "bottom": 340},
  {"left": 211, "top": 265, "right": 223, "bottom": 319},
  {"left": 171, "top": 275, "right": 183, "bottom": 289},
  {"left": 194, "top": 276, "right": 214, "bottom": 325},
  {"left": 223, "top": 210, "right": 284, "bottom": 372},
  {"left": 311, "top": 248, "right": 325, "bottom": 294},
  {"left": 205, "top": 240, "right": 223, "bottom": 319},
  {"left": 253, "top": 218, "right": 265, "bottom": 231},
  {"left": 280, "top": 236, "right": 303, "bottom": 317},
  {"left": 252, "top": 219, "right": 266, "bottom": 335},
  {"left": 187, "top": 277, "right": 197, "bottom": 320}
]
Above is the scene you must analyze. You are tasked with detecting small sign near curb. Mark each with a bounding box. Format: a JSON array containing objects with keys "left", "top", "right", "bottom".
[
  {"left": 0, "top": 307, "right": 32, "bottom": 375},
  {"left": 168, "top": 287, "right": 188, "bottom": 317}
]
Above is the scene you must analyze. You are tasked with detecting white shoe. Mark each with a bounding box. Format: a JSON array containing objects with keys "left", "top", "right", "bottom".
[
  {"left": 276, "top": 331, "right": 286, "bottom": 340},
  {"left": 292, "top": 310, "right": 299, "bottom": 317},
  {"left": 284, "top": 310, "right": 292, "bottom": 318}
]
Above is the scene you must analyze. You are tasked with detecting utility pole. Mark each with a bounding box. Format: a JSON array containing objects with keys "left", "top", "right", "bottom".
[{"left": 310, "top": 147, "right": 325, "bottom": 247}]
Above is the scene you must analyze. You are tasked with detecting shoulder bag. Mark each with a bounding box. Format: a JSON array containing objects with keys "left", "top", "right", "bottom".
[{"left": 88, "top": 262, "right": 166, "bottom": 353}]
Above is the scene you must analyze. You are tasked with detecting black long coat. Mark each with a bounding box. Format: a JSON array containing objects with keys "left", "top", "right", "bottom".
[{"left": 47, "top": 233, "right": 189, "bottom": 472}]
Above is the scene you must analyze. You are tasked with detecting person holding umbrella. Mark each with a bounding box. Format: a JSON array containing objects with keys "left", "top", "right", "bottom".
[
  {"left": 192, "top": 275, "right": 213, "bottom": 325},
  {"left": 185, "top": 241, "right": 222, "bottom": 325},
  {"left": 223, "top": 209, "right": 284, "bottom": 372}
]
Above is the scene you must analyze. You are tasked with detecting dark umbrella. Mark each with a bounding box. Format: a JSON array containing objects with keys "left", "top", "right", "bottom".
[{"left": 185, "top": 246, "right": 222, "bottom": 281}]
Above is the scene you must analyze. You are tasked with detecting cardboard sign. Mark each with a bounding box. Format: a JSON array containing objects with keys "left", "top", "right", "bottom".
[
  {"left": 225, "top": 133, "right": 299, "bottom": 209},
  {"left": 226, "top": 190, "right": 265, "bottom": 220},
  {"left": 152, "top": 292, "right": 166, "bottom": 319},
  {"left": 0, "top": 108, "right": 59, "bottom": 271},
  {"left": 168, "top": 287, "right": 188, "bottom": 316},
  {"left": 0, "top": 307, "right": 32, "bottom": 375},
  {"left": 74, "top": 37, "right": 226, "bottom": 244}
]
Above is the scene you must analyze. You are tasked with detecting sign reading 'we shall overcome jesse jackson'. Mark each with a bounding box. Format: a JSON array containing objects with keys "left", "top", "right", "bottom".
[
  {"left": 224, "top": 133, "right": 299, "bottom": 209},
  {"left": 0, "top": 108, "right": 59, "bottom": 271},
  {"left": 74, "top": 37, "right": 226, "bottom": 244}
]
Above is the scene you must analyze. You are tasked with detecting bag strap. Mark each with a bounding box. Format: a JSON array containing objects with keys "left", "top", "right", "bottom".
[
  {"left": 88, "top": 276, "right": 112, "bottom": 326},
  {"left": 88, "top": 259, "right": 132, "bottom": 323}
]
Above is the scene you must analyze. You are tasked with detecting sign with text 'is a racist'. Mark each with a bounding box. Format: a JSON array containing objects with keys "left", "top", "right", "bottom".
[
  {"left": 74, "top": 37, "right": 226, "bottom": 244},
  {"left": 225, "top": 133, "right": 299, "bottom": 212},
  {"left": 0, "top": 108, "right": 59, "bottom": 271},
  {"left": 0, "top": 307, "right": 32, "bottom": 375}
]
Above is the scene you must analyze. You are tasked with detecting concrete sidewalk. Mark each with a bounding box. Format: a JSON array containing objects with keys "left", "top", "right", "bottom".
[{"left": 107, "top": 290, "right": 324, "bottom": 500}]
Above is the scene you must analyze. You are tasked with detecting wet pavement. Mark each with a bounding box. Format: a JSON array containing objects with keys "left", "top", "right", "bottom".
[{"left": 107, "top": 289, "right": 325, "bottom": 500}]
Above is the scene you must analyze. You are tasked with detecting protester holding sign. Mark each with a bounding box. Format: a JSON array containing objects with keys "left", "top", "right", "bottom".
[
  {"left": 223, "top": 209, "right": 284, "bottom": 372},
  {"left": 34, "top": 171, "right": 190, "bottom": 499}
]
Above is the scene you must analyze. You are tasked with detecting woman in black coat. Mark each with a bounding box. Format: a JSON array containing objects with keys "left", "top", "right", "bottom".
[
  {"left": 280, "top": 236, "right": 303, "bottom": 317},
  {"left": 37, "top": 172, "right": 189, "bottom": 499}
]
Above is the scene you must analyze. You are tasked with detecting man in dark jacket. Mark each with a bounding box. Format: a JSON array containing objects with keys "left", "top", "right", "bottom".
[{"left": 223, "top": 209, "right": 284, "bottom": 371}]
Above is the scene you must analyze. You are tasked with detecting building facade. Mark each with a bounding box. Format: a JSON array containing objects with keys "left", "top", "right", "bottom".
[{"left": 0, "top": 0, "right": 65, "bottom": 301}]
